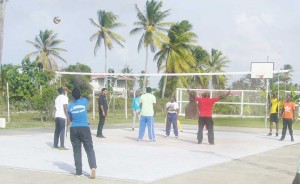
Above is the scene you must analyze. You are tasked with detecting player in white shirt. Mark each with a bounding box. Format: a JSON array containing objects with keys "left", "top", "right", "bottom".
[
  {"left": 165, "top": 96, "right": 179, "bottom": 138},
  {"left": 54, "top": 87, "right": 69, "bottom": 149}
]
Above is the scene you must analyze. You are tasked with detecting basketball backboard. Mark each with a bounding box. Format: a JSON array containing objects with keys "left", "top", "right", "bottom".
[{"left": 251, "top": 62, "right": 274, "bottom": 79}]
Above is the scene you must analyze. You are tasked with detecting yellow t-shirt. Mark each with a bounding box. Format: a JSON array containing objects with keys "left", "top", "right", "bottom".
[{"left": 270, "top": 98, "right": 279, "bottom": 113}]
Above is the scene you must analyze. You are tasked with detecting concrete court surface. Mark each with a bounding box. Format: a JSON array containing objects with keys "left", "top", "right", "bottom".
[{"left": 0, "top": 124, "right": 299, "bottom": 184}]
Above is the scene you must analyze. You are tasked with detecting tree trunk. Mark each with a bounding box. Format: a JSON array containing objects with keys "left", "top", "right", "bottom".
[
  {"left": 0, "top": 0, "right": 7, "bottom": 74},
  {"left": 142, "top": 47, "right": 148, "bottom": 92},
  {"left": 161, "top": 54, "right": 169, "bottom": 98},
  {"left": 104, "top": 45, "right": 107, "bottom": 74},
  {"left": 104, "top": 45, "right": 108, "bottom": 88},
  {"left": 161, "top": 76, "right": 167, "bottom": 98},
  {"left": 210, "top": 75, "right": 213, "bottom": 97}
]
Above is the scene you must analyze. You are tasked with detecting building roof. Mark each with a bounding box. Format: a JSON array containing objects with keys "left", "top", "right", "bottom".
[{"left": 91, "top": 75, "right": 134, "bottom": 81}]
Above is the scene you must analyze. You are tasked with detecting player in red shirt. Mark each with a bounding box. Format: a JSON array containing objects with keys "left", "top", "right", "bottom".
[{"left": 188, "top": 89, "right": 230, "bottom": 145}]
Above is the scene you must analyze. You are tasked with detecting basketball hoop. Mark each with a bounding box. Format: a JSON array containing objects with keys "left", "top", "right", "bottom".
[
  {"left": 258, "top": 74, "right": 265, "bottom": 89},
  {"left": 259, "top": 75, "right": 264, "bottom": 80}
]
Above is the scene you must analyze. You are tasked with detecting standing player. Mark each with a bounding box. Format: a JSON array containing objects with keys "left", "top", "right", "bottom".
[
  {"left": 138, "top": 87, "right": 156, "bottom": 142},
  {"left": 68, "top": 87, "right": 97, "bottom": 178},
  {"left": 188, "top": 89, "right": 230, "bottom": 145},
  {"left": 279, "top": 94, "right": 295, "bottom": 142},
  {"left": 54, "top": 87, "right": 68, "bottom": 149},
  {"left": 267, "top": 93, "right": 280, "bottom": 136},
  {"left": 165, "top": 96, "right": 179, "bottom": 138},
  {"left": 132, "top": 91, "right": 141, "bottom": 131},
  {"left": 97, "top": 88, "right": 108, "bottom": 138}
]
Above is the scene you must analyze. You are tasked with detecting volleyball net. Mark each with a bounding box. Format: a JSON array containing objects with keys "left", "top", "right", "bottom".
[{"left": 55, "top": 68, "right": 293, "bottom": 124}]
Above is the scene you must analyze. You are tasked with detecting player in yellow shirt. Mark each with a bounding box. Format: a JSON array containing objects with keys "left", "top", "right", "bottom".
[{"left": 267, "top": 93, "right": 280, "bottom": 136}]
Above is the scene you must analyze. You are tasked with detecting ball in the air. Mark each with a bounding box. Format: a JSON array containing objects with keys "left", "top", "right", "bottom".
[{"left": 53, "top": 16, "right": 61, "bottom": 24}]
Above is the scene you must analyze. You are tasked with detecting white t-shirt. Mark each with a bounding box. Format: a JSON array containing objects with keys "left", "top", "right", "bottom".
[
  {"left": 55, "top": 94, "right": 68, "bottom": 119},
  {"left": 140, "top": 93, "right": 156, "bottom": 116},
  {"left": 166, "top": 102, "right": 179, "bottom": 113}
]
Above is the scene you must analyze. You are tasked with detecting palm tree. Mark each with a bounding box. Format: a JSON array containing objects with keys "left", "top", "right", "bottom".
[
  {"left": 0, "top": 0, "right": 8, "bottom": 75},
  {"left": 281, "top": 64, "right": 293, "bottom": 90},
  {"left": 130, "top": 0, "right": 172, "bottom": 92},
  {"left": 90, "top": 10, "right": 125, "bottom": 75},
  {"left": 207, "top": 49, "right": 230, "bottom": 89},
  {"left": 26, "top": 29, "right": 67, "bottom": 70},
  {"left": 190, "top": 46, "right": 210, "bottom": 88},
  {"left": 154, "top": 20, "right": 197, "bottom": 98},
  {"left": 121, "top": 65, "right": 135, "bottom": 93},
  {"left": 138, "top": 70, "right": 149, "bottom": 91}
]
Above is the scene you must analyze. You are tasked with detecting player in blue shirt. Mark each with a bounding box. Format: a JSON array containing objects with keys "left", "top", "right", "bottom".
[
  {"left": 132, "top": 91, "right": 141, "bottom": 131},
  {"left": 68, "top": 87, "right": 97, "bottom": 179}
]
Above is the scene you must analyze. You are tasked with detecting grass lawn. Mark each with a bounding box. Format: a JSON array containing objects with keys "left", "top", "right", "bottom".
[{"left": 0, "top": 111, "right": 299, "bottom": 130}]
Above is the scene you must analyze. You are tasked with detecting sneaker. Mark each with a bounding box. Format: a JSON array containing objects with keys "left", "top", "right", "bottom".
[
  {"left": 150, "top": 139, "right": 156, "bottom": 142},
  {"left": 137, "top": 139, "right": 142, "bottom": 142},
  {"left": 132, "top": 128, "right": 134, "bottom": 131},
  {"left": 59, "top": 147, "right": 69, "bottom": 150},
  {"left": 275, "top": 133, "right": 278, "bottom": 137},
  {"left": 90, "top": 168, "right": 96, "bottom": 179},
  {"left": 209, "top": 142, "right": 215, "bottom": 145},
  {"left": 96, "top": 135, "right": 106, "bottom": 138},
  {"left": 197, "top": 141, "right": 202, "bottom": 144},
  {"left": 279, "top": 138, "right": 284, "bottom": 141},
  {"left": 75, "top": 173, "right": 84, "bottom": 177},
  {"left": 53, "top": 146, "right": 59, "bottom": 149},
  {"left": 175, "top": 135, "right": 179, "bottom": 138},
  {"left": 165, "top": 135, "right": 170, "bottom": 138},
  {"left": 267, "top": 133, "right": 272, "bottom": 136},
  {"left": 292, "top": 138, "right": 294, "bottom": 142}
]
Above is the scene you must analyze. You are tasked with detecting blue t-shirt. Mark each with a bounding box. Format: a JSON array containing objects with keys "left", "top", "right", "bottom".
[
  {"left": 68, "top": 97, "right": 89, "bottom": 127},
  {"left": 132, "top": 96, "right": 141, "bottom": 110}
]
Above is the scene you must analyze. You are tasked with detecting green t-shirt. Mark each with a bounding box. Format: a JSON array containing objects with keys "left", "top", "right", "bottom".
[{"left": 140, "top": 93, "right": 156, "bottom": 116}]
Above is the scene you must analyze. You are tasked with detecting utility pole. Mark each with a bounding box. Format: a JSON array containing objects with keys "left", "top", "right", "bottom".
[{"left": 0, "top": 0, "right": 8, "bottom": 76}]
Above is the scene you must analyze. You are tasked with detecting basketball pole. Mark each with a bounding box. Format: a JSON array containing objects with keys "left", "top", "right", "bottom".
[
  {"left": 6, "top": 81, "right": 10, "bottom": 122},
  {"left": 265, "top": 78, "right": 269, "bottom": 128},
  {"left": 264, "top": 57, "right": 269, "bottom": 128}
]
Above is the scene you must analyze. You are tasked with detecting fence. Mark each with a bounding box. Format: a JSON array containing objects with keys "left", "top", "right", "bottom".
[{"left": 176, "top": 88, "right": 300, "bottom": 118}]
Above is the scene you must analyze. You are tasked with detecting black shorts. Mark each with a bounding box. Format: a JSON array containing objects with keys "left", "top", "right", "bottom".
[{"left": 270, "top": 113, "right": 279, "bottom": 123}]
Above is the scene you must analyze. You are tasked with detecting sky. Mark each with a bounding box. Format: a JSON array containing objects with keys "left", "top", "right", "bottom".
[{"left": 2, "top": 0, "right": 300, "bottom": 88}]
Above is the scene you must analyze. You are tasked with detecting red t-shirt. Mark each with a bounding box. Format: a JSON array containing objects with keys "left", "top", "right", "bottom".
[{"left": 196, "top": 97, "right": 219, "bottom": 117}]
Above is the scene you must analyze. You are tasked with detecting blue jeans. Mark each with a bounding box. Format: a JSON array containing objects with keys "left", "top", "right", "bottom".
[
  {"left": 139, "top": 116, "right": 155, "bottom": 141},
  {"left": 166, "top": 113, "right": 178, "bottom": 136}
]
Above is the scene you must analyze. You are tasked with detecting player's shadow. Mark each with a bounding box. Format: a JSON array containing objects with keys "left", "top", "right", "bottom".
[
  {"left": 46, "top": 142, "right": 54, "bottom": 148},
  {"left": 121, "top": 128, "right": 135, "bottom": 132},
  {"left": 124, "top": 136, "right": 139, "bottom": 141},
  {"left": 256, "top": 135, "right": 280, "bottom": 140},
  {"left": 53, "top": 161, "right": 75, "bottom": 174}
]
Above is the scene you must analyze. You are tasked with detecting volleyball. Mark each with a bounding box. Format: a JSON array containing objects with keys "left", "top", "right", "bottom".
[{"left": 53, "top": 16, "right": 61, "bottom": 24}]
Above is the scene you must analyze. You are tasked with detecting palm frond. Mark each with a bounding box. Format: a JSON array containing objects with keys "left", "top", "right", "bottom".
[
  {"left": 107, "top": 31, "right": 125, "bottom": 48},
  {"left": 90, "top": 31, "right": 101, "bottom": 41},
  {"left": 137, "top": 33, "right": 145, "bottom": 52},
  {"left": 130, "top": 27, "right": 144, "bottom": 35},
  {"left": 89, "top": 18, "right": 100, "bottom": 28}
]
